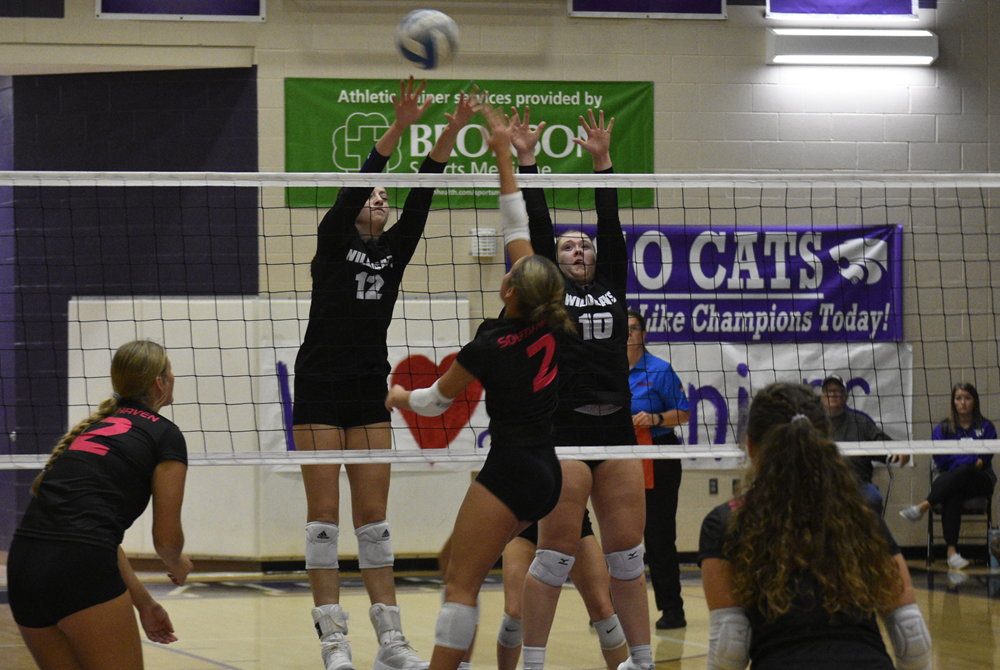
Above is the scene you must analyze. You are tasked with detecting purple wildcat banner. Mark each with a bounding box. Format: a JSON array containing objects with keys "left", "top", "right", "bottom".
[
  {"left": 623, "top": 224, "right": 903, "bottom": 344},
  {"left": 569, "top": 0, "right": 725, "bottom": 18},
  {"left": 766, "top": 0, "right": 917, "bottom": 17}
]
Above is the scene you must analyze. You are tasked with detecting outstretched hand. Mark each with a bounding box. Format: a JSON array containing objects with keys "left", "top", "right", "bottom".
[
  {"left": 392, "top": 76, "right": 433, "bottom": 128},
  {"left": 445, "top": 86, "right": 484, "bottom": 129},
  {"left": 506, "top": 106, "right": 545, "bottom": 164},
  {"left": 481, "top": 105, "right": 512, "bottom": 157},
  {"left": 573, "top": 108, "right": 614, "bottom": 170}
]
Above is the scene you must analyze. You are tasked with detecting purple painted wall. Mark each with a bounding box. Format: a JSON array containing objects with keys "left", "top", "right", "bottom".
[
  {"left": 0, "top": 76, "right": 16, "bottom": 552},
  {"left": 1, "top": 67, "right": 258, "bottom": 552}
]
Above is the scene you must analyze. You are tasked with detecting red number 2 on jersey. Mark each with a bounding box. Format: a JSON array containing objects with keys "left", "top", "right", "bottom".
[
  {"left": 68, "top": 417, "right": 133, "bottom": 456},
  {"left": 526, "top": 333, "right": 558, "bottom": 393}
]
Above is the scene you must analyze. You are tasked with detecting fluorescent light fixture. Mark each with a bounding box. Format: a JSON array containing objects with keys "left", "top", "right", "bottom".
[{"left": 766, "top": 28, "right": 938, "bottom": 66}]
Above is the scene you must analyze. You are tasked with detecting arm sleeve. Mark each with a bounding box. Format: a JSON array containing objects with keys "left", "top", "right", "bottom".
[
  {"left": 315, "top": 147, "right": 390, "bottom": 258},
  {"left": 698, "top": 504, "right": 730, "bottom": 565},
  {"left": 593, "top": 167, "right": 628, "bottom": 299},
  {"left": 158, "top": 425, "right": 188, "bottom": 467},
  {"left": 520, "top": 164, "right": 556, "bottom": 261}
]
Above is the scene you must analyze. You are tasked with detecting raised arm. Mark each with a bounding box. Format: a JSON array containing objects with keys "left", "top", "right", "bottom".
[
  {"left": 482, "top": 105, "right": 532, "bottom": 265},
  {"left": 428, "top": 88, "right": 483, "bottom": 164},
  {"left": 385, "top": 89, "right": 484, "bottom": 264},
  {"left": 577, "top": 109, "right": 627, "bottom": 296},
  {"left": 375, "top": 76, "right": 434, "bottom": 158},
  {"left": 508, "top": 107, "right": 556, "bottom": 261}
]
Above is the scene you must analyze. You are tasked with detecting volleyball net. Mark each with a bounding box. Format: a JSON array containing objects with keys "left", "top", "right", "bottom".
[{"left": 2, "top": 170, "right": 1000, "bottom": 468}]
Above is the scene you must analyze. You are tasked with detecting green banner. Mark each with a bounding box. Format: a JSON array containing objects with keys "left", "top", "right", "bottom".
[{"left": 284, "top": 78, "right": 654, "bottom": 209}]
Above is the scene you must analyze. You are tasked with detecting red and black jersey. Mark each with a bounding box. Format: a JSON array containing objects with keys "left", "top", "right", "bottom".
[
  {"left": 457, "top": 317, "right": 559, "bottom": 449},
  {"left": 16, "top": 401, "right": 187, "bottom": 551},
  {"left": 521, "top": 164, "right": 631, "bottom": 411},
  {"left": 295, "top": 147, "right": 446, "bottom": 380}
]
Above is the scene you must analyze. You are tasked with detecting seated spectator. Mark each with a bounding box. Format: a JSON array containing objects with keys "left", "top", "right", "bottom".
[
  {"left": 900, "top": 382, "right": 996, "bottom": 570},
  {"left": 821, "top": 374, "right": 909, "bottom": 515}
]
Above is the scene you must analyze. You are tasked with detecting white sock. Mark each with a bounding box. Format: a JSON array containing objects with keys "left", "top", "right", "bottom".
[
  {"left": 628, "top": 645, "right": 653, "bottom": 669},
  {"left": 522, "top": 646, "right": 546, "bottom": 670},
  {"left": 457, "top": 663, "right": 472, "bottom": 670}
]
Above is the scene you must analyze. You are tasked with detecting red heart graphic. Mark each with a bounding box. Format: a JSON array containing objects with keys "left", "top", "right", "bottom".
[{"left": 391, "top": 352, "right": 484, "bottom": 449}]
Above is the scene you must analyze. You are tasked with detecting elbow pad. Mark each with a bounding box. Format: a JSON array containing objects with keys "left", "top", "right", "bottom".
[
  {"left": 408, "top": 380, "right": 454, "bottom": 417},
  {"left": 707, "top": 607, "right": 750, "bottom": 670},
  {"left": 885, "top": 603, "right": 932, "bottom": 670},
  {"left": 499, "top": 192, "right": 530, "bottom": 245}
]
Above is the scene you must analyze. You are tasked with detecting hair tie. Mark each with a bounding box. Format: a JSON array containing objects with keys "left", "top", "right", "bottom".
[
  {"left": 790, "top": 413, "right": 809, "bottom": 425},
  {"left": 112, "top": 393, "right": 122, "bottom": 401}
]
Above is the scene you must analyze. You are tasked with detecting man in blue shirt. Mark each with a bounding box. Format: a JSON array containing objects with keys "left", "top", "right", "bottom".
[{"left": 627, "top": 310, "right": 690, "bottom": 630}]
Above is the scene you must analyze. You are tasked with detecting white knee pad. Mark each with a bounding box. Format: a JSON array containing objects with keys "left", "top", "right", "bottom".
[
  {"left": 592, "top": 615, "right": 626, "bottom": 650},
  {"left": 497, "top": 612, "right": 522, "bottom": 649},
  {"left": 605, "top": 544, "right": 645, "bottom": 581},
  {"left": 528, "top": 549, "right": 575, "bottom": 587},
  {"left": 355, "top": 520, "right": 394, "bottom": 569},
  {"left": 435, "top": 602, "right": 479, "bottom": 651},
  {"left": 305, "top": 522, "right": 339, "bottom": 570}
]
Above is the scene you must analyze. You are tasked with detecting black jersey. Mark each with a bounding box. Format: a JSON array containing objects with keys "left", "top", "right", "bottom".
[
  {"left": 456, "top": 317, "right": 559, "bottom": 449},
  {"left": 521, "top": 164, "right": 631, "bottom": 411},
  {"left": 698, "top": 499, "right": 897, "bottom": 670},
  {"left": 295, "top": 147, "right": 446, "bottom": 380},
  {"left": 16, "top": 402, "right": 187, "bottom": 552}
]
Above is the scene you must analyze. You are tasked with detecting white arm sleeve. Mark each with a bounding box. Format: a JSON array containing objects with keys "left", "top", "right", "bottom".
[
  {"left": 499, "top": 191, "right": 530, "bottom": 245},
  {"left": 707, "top": 607, "right": 750, "bottom": 670},
  {"left": 884, "top": 603, "right": 932, "bottom": 670},
  {"left": 407, "top": 380, "right": 454, "bottom": 417}
]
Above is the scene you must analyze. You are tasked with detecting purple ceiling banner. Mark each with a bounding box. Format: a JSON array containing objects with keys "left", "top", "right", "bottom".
[
  {"left": 569, "top": 0, "right": 726, "bottom": 19},
  {"left": 97, "top": 0, "right": 264, "bottom": 21},
  {"left": 766, "top": 0, "right": 917, "bottom": 17}
]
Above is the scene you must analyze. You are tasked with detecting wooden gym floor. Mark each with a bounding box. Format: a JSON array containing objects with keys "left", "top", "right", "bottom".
[{"left": 2, "top": 561, "right": 998, "bottom": 669}]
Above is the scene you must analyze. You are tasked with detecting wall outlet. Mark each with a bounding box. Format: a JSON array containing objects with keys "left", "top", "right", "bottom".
[{"left": 709, "top": 478, "right": 718, "bottom": 495}]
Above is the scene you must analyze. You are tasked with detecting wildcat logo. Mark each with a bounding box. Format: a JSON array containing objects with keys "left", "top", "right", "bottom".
[{"left": 827, "top": 238, "right": 888, "bottom": 285}]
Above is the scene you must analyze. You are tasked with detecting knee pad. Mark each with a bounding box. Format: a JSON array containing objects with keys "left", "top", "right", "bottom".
[
  {"left": 497, "top": 612, "right": 522, "bottom": 649},
  {"left": 592, "top": 615, "right": 625, "bottom": 650},
  {"left": 355, "top": 520, "right": 394, "bottom": 569},
  {"left": 435, "top": 602, "right": 479, "bottom": 650},
  {"left": 605, "top": 544, "right": 645, "bottom": 581},
  {"left": 305, "top": 522, "right": 339, "bottom": 570},
  {"left": 593, "top": 614, "right": 625, "bottom": 650},
  {"left": 528, "top": 549, "right": 575, "bottom": 587}
]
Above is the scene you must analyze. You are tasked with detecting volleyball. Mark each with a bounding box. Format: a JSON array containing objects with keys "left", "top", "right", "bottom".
[{"left": 395, "top": 9, "right": 458, "bottom": 70}]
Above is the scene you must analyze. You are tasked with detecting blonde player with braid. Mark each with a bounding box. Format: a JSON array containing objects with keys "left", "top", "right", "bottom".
[{"left": 8, "top": 340, "right": 190, "bottom": 670}]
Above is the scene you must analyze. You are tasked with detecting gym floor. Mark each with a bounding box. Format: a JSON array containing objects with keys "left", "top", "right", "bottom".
[{"left": 2, "top": 561, "right": 998, "bottom": 669}]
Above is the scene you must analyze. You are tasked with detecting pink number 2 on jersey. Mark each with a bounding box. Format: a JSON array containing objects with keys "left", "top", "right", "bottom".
[{"left": 68, "top": 417, "right": 133, "bottom": 456}]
